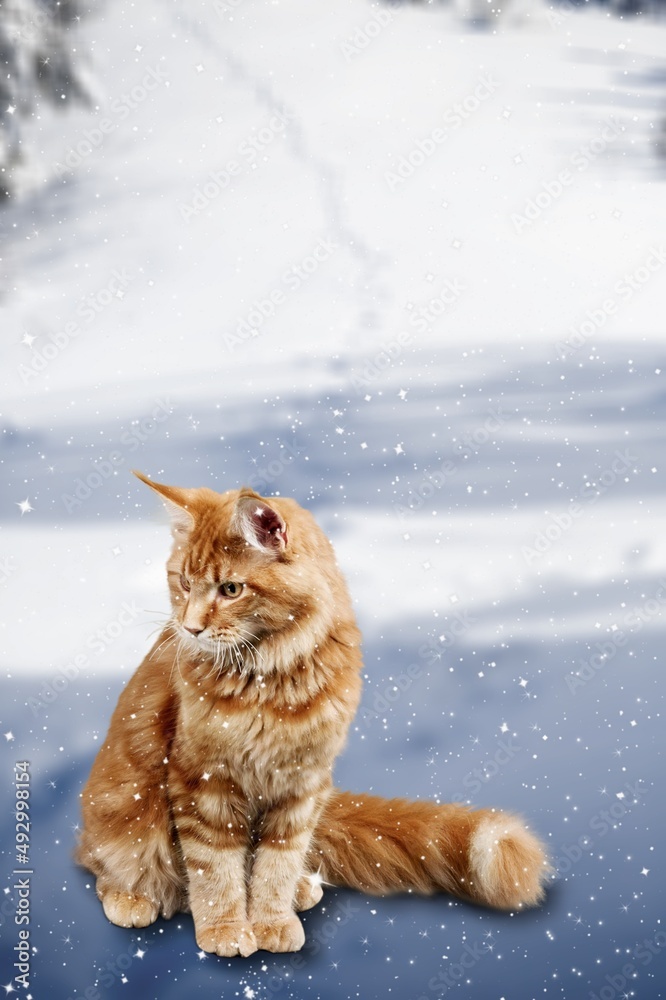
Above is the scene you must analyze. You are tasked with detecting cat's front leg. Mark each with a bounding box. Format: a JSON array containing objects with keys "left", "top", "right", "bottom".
[
  {"left": 170, "top": 769, "right": 256, "bottom": 957},
  {"left": 249, "top": 791, "right": 327, "bottom": 953}
]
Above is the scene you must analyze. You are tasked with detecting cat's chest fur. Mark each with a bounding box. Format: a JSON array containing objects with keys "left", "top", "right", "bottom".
[{"left": 171, "top": 665, "right": 359, "bottom": 803}]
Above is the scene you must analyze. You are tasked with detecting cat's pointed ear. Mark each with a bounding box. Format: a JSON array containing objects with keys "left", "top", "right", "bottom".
[
  {"left": 133, "top": 470, "right": 196, "bottom": 536},
  {"left": 233, "top": 489, "right": 288, "bottom": 555}
]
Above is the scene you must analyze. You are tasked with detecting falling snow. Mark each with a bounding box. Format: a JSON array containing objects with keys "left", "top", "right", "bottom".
[{"left": 1, "top": 0, "right": 665, "bottom": 999}]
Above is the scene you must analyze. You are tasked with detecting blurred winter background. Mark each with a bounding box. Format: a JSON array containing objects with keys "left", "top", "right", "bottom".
[{"left": 1, "top": 0, "right": 666, "bottom": 997}]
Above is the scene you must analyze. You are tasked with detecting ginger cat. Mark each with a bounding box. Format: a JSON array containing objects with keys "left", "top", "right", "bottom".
[{"left": 76, "top": 473, "right": 549, "bottom": 957}]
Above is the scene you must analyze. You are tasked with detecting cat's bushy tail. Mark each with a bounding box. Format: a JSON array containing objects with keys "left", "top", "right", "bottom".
[{"left": 310, "top": 791, "right": 550, "bottom": 911}]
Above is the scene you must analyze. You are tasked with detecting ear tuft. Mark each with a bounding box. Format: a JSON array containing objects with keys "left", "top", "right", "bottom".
[
  {"left": 133, "top": 470, "right": 195, "bottom": 536},
  {"left": 233, "top": 493, "right": 288, "bottom": 554}
]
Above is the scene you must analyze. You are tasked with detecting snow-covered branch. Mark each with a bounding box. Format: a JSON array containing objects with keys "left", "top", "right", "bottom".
[{"left": 0, "top": 0, "right": 90, "bottom": 198}]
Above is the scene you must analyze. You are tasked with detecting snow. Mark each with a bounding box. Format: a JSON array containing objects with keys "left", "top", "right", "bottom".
[{"left": 1, "top": 0, "right": 666, "bottom": 998}]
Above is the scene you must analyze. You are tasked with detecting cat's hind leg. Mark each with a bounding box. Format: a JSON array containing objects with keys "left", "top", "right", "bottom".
[
  {"left": 294, "top": 873, "right": 324, "bottom": 911},
  {"left": 77, "top": 776, "right": 186, "bottom": 927},
  {"left": 101, "top": 891, "right": 160, "bottom": 929},
  {"left": 76, "top": 645, "right": 187, "bottom": 927}
]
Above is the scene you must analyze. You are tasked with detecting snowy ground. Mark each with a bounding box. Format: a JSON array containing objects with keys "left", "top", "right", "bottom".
[{"left": 1, "top": 0, "right": 666, "bottom": 998}]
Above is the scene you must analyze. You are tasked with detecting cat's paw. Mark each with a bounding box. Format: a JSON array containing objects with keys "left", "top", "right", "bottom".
[
  {"left": 102, "top": 891, "right": 159, "bottom": 928},
  {"left": 196, "top": 922, "right": 258, "bottom": 958},
  {"left": 295, "top": 874, "right": 324, "bottom": 911},
  {"left": 253, "top": 913, "right": 305, "bottom": 953}
]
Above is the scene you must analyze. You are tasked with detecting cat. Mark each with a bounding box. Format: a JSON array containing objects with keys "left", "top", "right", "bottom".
[{"left": 76, "top": 472, "right": 550, "bottom": 957}]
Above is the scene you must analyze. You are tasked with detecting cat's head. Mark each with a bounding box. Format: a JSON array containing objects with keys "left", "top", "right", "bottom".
[{"left": 135, "top": 471, "right": 350, "bottom": 674}]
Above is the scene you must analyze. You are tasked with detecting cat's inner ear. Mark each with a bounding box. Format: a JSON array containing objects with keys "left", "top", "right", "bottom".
[
  {"left": 233, "top": 492, "right": 288, "bottom": 554},
  {"left": 133, "top": 470, "right": 196, "bottom": 536}
]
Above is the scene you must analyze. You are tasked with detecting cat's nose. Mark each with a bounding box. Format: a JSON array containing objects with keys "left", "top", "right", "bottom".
[{"left": 185, "top": 626, "right": 203, "bottom": 636}]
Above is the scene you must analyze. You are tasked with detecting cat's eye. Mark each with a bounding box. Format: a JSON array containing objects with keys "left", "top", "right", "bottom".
[
  {"left": 180, "top": 574, "right": 191, "bottom": 592},
  {"left": 219, "top": 581, "right": 244, "bottom": 599}
]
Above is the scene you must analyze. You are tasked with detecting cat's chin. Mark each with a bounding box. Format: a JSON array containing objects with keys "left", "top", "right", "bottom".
[
  {"left": 176, "top": 629, "right": 216, "bottom": 659},
  {"left": 177, "top": 629, "right": 259, "bottom": 673},
  {"left": 180, "top": 632, "right": 218, "bottom": 656}
]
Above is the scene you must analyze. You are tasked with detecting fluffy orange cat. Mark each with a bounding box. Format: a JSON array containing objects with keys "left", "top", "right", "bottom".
[{"left": 76, "top": 473, "right": 549, "bottom": 957}]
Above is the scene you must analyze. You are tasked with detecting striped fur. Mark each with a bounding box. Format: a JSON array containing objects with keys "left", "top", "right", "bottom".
[{"left": 76, "top": 475, "right": 550, "bottom": 956}]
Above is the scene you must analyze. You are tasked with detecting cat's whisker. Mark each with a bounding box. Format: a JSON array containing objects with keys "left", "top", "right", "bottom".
[
  {"left": 207, "top": 643, "right": 222, "bottom": 678},
  {"left": 236, "top": 625, "right": 262, "bottom": 649},
  {"left": 142, "top": 611, "right": 173, "bottom": 629},
  {"left": 229, "top": 638, "right": 244, "bottom": 675},
  {"left": 145, "top": 623, "right": 174, "bottom": 643},
  {"left": 213, "top": 638, "right": 228, "bottom": 675},
  {"left": 234, "top": 624, "right": 263, "bottom": 672},
  {"left": 150, "top": 631, "right": 179, "bottom": 660},
  {"left": 155, "top": 621, "right": 180, "bottom": 648},
  {"left": 171, "top": 632, "right": 192, "bottom": 686},
  {"left": 236, "top": 636, "right": 259, "bottom": 673},
  {"left": 145, "top": 613, "right": 174, "bottom": 626},
  {"left": 168, "top": 637, "right": 181, "bottom": 684},
  {"left": 235, "top": 639, "right": 252, "bottom": 670},
  {"left": 240, "top": 635, "right": 259, "bottom": 673},
  {"left": 198, "top": 636, "right": 223, "bottom": 678},
  {"left": 287, "top": 616, "right": 310, "bottom": 644},
  {"left": 218, "top": 639, "right": 230, "bottom": 667}
]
